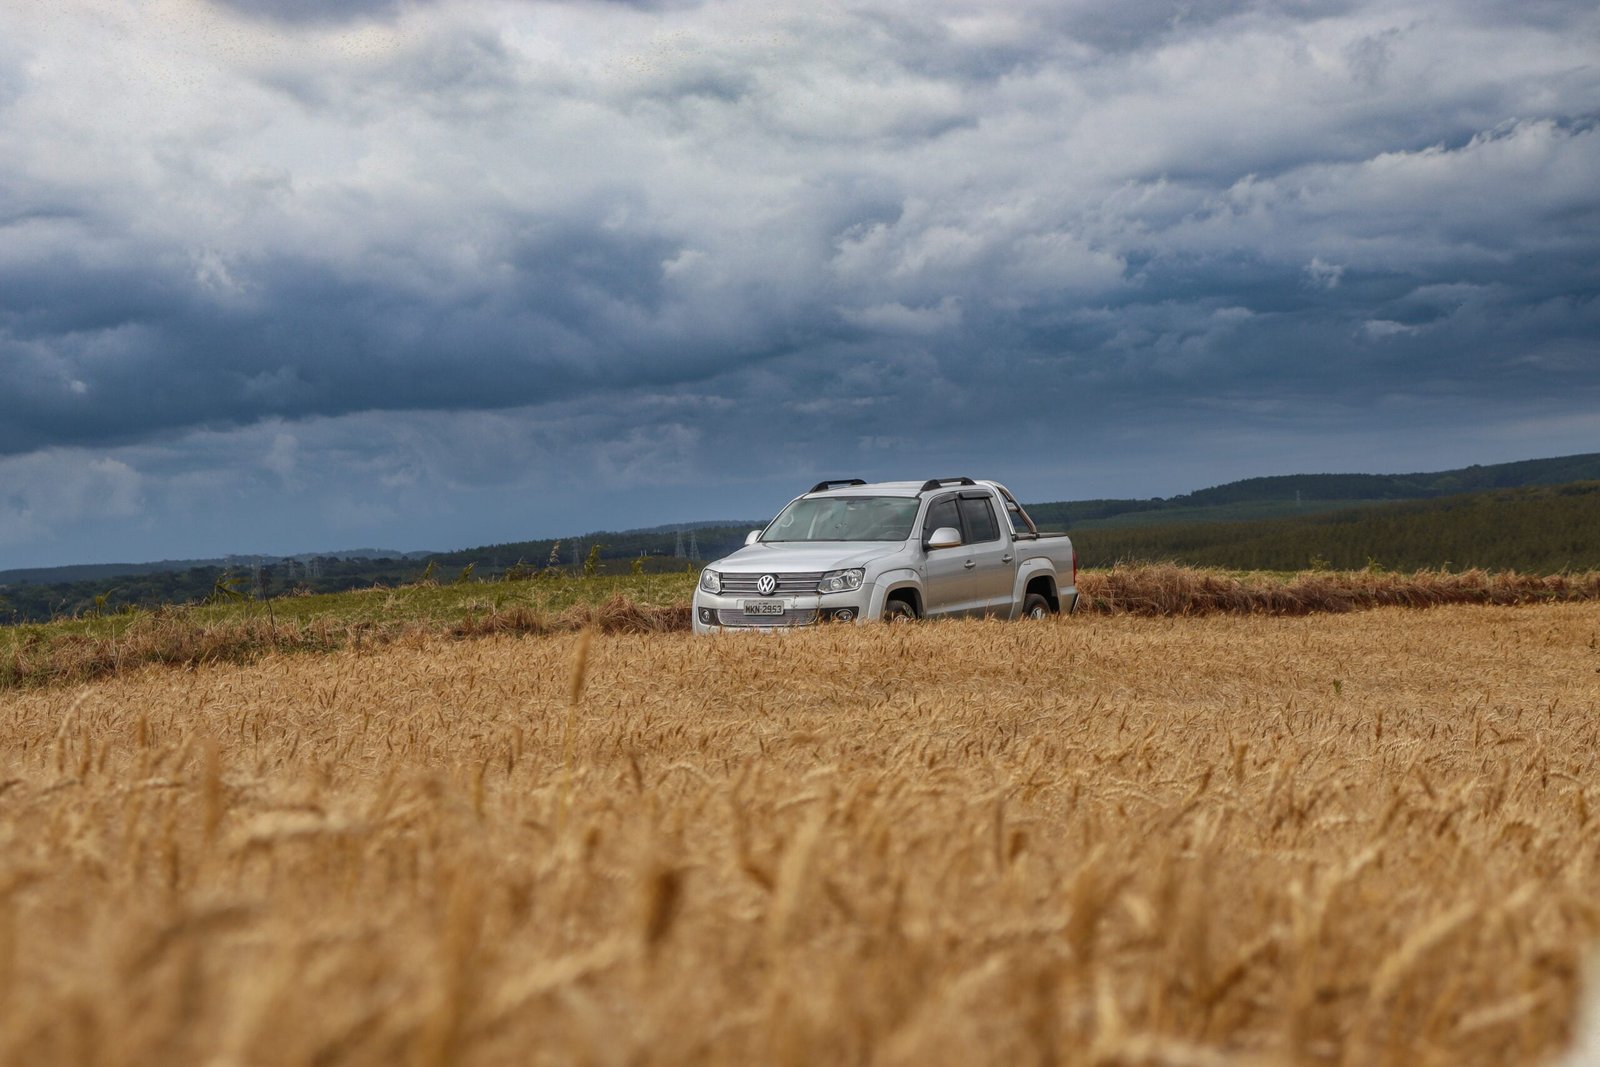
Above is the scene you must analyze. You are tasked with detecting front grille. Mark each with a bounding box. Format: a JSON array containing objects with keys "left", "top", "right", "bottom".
[
  {"left": 719, "top": 572, "right": 825, "bottom": 595},
  {"left": 717, "top": 608, "right": 819, "bottom": 628}
]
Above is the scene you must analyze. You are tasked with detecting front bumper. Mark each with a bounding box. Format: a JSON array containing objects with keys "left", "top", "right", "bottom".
[{"left": 691, "top": 590, "right": 868, "bottom": 634}]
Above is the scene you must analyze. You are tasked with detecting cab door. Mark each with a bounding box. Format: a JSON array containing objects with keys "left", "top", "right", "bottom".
[
  {"left": 956, "top": 492, "right": 1015, "bottom": 616},
  {"left": 919, "top": 495, "right": 970, "bottom": 617}
]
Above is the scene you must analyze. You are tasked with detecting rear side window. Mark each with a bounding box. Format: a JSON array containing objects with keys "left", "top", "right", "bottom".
[
  {"left": 958, "top": 496, "right": 999, "bottom": 543},
  {"left": 1004, "top": 498, "right": 1035, "bottom": 536},
  {"left": 923, "top": 497, "right": 959, "bottom": 538}
]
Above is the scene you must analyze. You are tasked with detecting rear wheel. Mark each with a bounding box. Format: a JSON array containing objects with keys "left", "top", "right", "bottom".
[
  {"left": 1022, "top": 593, "right": 1052, "bottom": 620},
  {"left": 881, "top": 598, "right": 918, "bottom": 624}
]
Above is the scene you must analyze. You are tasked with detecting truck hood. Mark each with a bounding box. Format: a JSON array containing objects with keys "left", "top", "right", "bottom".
[{"left": 708, "top": 541, "right": 904, "bottom": 573}]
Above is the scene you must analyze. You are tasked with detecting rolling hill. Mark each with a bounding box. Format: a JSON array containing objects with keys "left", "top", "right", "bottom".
[{"left": 1023, "top": 451, "right": 1600, "bottom": 530}]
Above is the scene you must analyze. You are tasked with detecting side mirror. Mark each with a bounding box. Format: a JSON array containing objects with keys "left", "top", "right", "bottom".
[
  {"left": 925, "top": 526, "right": 962, "bottom": 550},
  {"left": 744, "top": 530, "right": 762, "bottom": 546}
]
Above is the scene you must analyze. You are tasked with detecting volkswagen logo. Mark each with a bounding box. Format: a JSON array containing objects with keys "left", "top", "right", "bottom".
[{"left": 756, "top": 574, "right": 778, "bottom": 596}]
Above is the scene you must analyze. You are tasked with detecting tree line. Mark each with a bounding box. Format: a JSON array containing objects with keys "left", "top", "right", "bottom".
[{"left": 1069, "top": 482, "right": 1600, "bottom": 573}]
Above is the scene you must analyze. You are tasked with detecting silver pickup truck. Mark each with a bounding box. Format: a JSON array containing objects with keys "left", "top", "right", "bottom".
[{"left": 692, "top": 478, "right": 1078, "bottom": 632}]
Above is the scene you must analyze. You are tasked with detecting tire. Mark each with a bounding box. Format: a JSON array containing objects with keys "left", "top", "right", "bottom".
[
  {"left": 1022, "top": 593, "right": 1053, "bottom": 620},
  {"left": 881, "top": 598, "right": 918, "bottom": 624}
]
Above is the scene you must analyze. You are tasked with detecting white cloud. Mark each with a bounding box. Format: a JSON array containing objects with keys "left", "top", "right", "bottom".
[
  {"left": 263, "top": 432, "right": 299, "bottom": 481},
  {"left": 1362, "top": 319, "right": 1421, "bottom": 339},
  {"left": 1306, "top": 257, "right": 1344, "bottom": 289}
]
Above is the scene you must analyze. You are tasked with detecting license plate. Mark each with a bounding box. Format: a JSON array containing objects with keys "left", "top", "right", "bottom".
[{"left": 742, "top": 600, "right": 785, "bottom": 616}]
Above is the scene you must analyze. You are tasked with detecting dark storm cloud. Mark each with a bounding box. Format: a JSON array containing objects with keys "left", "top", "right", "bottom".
[
  {"left": 209, "top": 0, "right": 421, "bottom": 26},
  {"left": 0, "top": 209, "right": 776, "bottom": 451}
]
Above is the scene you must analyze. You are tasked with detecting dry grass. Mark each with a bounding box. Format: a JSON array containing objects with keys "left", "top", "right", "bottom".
[
  {"left": 1078, "top": 564, "right": 1600, "bottom": 616},
  {"left": 3, "top": 603, "right": 1600, "bottom": 1064},
  {"left": 0, "top": 595, "right": 686, "bottom": 691}
]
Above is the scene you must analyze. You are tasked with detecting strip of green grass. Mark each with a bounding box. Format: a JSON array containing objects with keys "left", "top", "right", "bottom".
[{"left": 234, "top": 572, "right": 697, "bottom": 625}]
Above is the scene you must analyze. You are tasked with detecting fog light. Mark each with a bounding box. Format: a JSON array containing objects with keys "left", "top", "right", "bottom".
[
  {"left": 698, "top": 607, "right": 714, "bottom": 624},
  {"left": 833, "top": 608, "right": 856, "bottom": 622}
]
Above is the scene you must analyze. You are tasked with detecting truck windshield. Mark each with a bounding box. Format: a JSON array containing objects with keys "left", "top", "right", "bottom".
[{"left": 763, "top": 496, "right": 921, "bottom": 542}]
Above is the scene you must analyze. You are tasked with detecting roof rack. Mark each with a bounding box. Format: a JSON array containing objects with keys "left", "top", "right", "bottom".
[
  {"left": 808, "top": 478, "right": 868, "bottom": 493},
  {"left": 919, "top": 477, "right": 977, "bottom": 492}
]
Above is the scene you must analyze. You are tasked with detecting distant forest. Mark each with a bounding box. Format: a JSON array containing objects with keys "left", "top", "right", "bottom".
[{"left": 1069, "top": 482, "right": 1600, "bottom": 573}]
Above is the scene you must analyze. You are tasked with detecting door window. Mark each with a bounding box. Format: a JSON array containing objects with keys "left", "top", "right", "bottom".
[
  {"left": 923, "top": 497, "right": 960, "bottom": 540},
  {"left": 958, "top": 496, "right": 1000, "bottom": 543}
]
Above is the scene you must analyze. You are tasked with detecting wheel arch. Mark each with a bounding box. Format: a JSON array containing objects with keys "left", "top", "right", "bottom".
[
  {"left": 872, "top": 572, "right": 924, "bottom": 619},
  {"left": 1020, "top": 568, "right": 1060, "bottom": 614}
]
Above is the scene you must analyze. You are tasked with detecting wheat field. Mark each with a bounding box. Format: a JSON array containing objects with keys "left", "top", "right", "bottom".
[{"left": 2, "top": 604, "right": 1599, "bottom": 1065}]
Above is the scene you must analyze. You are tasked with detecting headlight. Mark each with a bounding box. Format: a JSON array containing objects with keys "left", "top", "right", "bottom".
[
  {"left": 817, "top": 568, "right": 864, "bottom": 594},
  {"left": 698, "top": 569, "right": 722, "bottom": 594}
]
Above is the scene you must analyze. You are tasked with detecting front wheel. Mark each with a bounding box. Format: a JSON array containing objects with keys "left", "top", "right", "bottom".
[
  {"left": 881, "top": 599, "right": 918, "bottom": 624},
  {"left": 1022, "top": 593, "right": 1052, "bottom": 620}
]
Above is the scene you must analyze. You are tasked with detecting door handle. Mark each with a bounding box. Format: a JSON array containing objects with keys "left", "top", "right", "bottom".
[
  {"left": 963, "top": 560, "right": 976, "bottom": 569},
  {"left": 1001, "top": 554, "right": 1013, "bottom": 563}
]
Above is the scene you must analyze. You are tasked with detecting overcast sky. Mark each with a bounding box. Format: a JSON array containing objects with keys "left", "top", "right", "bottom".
[{"left": 2, "top": 0, "right": 1597, "bottom": 567}]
